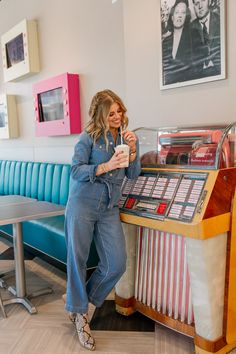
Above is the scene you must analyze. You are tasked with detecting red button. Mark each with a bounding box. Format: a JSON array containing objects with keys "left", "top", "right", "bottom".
[
  {"left": 157, "top": 203, "right": 167, "bottom": 214},
  {"left": 125, "top": 198, "right": 136, "bottom": 209}
]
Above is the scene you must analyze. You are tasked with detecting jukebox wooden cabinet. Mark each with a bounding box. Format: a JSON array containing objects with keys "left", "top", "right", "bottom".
[{"left": 116, "top": 124, "right": 236, "bottom": 354}]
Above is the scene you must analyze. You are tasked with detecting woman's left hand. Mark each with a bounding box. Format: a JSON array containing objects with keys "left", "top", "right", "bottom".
[{"left": 122, "top": 130, "right": 137, "bottom": 151}]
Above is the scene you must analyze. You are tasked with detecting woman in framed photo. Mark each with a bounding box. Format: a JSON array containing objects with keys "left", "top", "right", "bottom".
[{"left": 162, "top": 0, "right": 193, "bottom": 85}]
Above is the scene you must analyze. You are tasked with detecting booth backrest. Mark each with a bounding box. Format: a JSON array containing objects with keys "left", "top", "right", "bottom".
[{"left": 0, "top": 160, "right": 71, "bottom": 205}]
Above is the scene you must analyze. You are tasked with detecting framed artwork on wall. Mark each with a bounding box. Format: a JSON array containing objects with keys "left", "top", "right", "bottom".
[
  {"left": 1, "top": 19, "right": 40, "bottom": 82},
  {"left": 160, "top": 0, "right": 225, "bottom": 90},
  {"left": 0, "top": 94, "right": 18, "bottom": 139},
  {"left": 33, "top": 72, "right": 81, "bottom": 137}
]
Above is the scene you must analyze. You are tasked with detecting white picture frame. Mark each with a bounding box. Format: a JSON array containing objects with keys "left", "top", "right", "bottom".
[
  {"left": 160, "top": 0, "right": 226, "bottom": 90},
  {"left": 1, "top": 19, "right": 40, "bottom": 82},
  {"left": 0, "top": 94, "right": 18, "bottom": 139}
]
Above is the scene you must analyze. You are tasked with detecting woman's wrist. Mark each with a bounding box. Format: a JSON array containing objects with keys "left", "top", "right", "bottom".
[
  {"left": 96, "top": 162, "right": 109, "bottom": 176},
  {"left": 101, "top": 162, "right": 111, "bottom": 173},
  {"left": 129, "top": 149, "right": 136, "bottom": 156},
  {"left": 129, "top": 151, "right": 137, "bottom": 162},
  {"left": 105, "top": 162, "right": 111, "bottom": 172},
  {"left": 101, "top": 163, "right": 106, "bottom": 174}
]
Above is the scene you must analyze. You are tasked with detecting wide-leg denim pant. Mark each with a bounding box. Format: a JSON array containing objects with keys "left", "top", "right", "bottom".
[{"left": 65, "top": 185, "right": 127, "bottom": 314}]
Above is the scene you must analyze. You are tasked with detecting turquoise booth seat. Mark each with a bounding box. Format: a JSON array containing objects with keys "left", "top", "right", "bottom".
[{"left": 0, "top": 160, "right": 98, "bottom": 269}]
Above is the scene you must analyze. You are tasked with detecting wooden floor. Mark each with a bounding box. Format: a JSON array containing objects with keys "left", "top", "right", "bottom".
[{"left": 0, "top": 238, "right": 195, "bottom": 354}]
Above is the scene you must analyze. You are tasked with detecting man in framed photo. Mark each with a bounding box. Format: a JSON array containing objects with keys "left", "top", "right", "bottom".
[
  {"left": 191, "top": 0, "right": 221, "bottom": 79},
  {"left": 161, "top": 0, "right": 171, "bottom": 40}
]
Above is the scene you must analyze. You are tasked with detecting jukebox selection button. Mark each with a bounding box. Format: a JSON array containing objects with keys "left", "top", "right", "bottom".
[
  {"left": 136, "top": 202, "right": 157, "bottom": 210},
  {"left": 157, "top": 202, "right": 167, "bottom": 215},
  {"left": 125, "top": 197, "right": 136, "bottom": 209}
]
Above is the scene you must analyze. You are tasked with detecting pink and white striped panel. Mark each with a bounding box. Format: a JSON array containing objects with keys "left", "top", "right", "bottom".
[{"left": 135, "top": 227, "right": 194, "bottom": 325}]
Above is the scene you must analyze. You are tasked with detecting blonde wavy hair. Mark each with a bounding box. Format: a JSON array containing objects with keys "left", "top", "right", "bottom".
[{"left": 86, "top": 89, "right": 129, "bottom": 147}]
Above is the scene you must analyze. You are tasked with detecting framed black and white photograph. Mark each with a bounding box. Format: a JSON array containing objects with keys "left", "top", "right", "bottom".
[
  {"left": 0, "top": 100, "right": 6, "bottom": 129},
  {"left": 160, "top": 0, "right": 225, "bottom": 90},
  {"left": 0, "top": 94, "right": 18, "bottom": 139}
]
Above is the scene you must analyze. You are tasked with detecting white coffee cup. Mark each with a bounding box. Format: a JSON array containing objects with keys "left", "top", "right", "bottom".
[{"left": 115, "top": 144, "right": 130, "bottom": 168}]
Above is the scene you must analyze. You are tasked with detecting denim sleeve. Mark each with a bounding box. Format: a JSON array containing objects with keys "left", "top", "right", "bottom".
[
  {"left": 70, "top": 132, "right": 98, "bottom": 183},
  {"left": 125, "top": 138, "right": 141, "bottom": 179}
]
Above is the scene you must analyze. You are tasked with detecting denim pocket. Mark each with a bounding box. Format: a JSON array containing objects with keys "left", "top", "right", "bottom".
[{"left": 90, "top": 142, "right": 113, "bottom": 165}]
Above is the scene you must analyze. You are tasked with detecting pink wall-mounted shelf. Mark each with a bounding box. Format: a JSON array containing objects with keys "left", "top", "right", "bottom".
[{"left": 33, "top": 72, "right": 81, "bottom": 137}]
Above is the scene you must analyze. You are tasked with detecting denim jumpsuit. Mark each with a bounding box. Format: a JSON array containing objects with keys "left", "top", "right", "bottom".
[{"left": 65, "top": 130, "right": 141, "bottom": 314}]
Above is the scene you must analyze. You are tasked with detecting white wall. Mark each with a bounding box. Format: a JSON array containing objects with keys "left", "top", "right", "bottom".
[
  {"left": 0, "top": 0, "right": 235, "bottom": 164},
  {"left": 0, "top": 0, "right": 125, "bottom": 163}
]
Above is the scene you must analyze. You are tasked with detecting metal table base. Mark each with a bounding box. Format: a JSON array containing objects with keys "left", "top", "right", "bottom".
[
  {"left": 0, "top": 197, "right": 65, "bottom": 315},
  {"left": 3, "top": 287, "right": 53, "bottom": 314},
  {"left": 1, "top": 223, "right": 53, "bottom": 314}
]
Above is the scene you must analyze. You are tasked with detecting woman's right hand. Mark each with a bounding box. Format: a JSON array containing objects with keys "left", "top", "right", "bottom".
[
  {"left": 106, "top": 151, "right": 127, "bottom": 171},
  {"left": 96, "top": 151, "right": 128, "bottom": 176}
]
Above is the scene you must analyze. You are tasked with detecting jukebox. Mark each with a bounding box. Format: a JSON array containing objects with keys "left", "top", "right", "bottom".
[{"left": 115, "top": 124, "right": 236, "bottom": 354}]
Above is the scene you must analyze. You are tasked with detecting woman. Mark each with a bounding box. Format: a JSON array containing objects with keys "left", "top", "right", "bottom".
[
  {"left": 65, "top": 89, "right": 141, "bottom": 350},
  {"left": 162, "top": 0, "right": 192, "bottom": 85}
]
